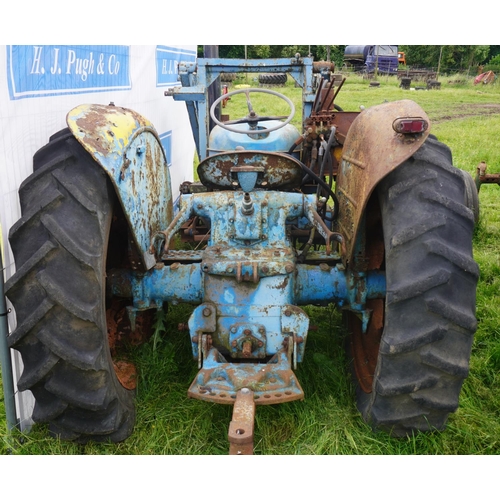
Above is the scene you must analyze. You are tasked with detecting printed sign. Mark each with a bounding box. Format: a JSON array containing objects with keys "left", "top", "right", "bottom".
[
  {"left": 156, "top": 45, "right": 196, "bottom": 87},
  {"left": 7, "top": 45, "right": 131, "bottom": 100},
  {"left": 159, "top": 130, "right": 173, "bottom": 167}
]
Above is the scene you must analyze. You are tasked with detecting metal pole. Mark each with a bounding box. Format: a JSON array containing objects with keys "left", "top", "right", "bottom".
[
  {"left": 203, "top": 45, "right": 220, "bottom": 132},
  {"left": 0, "top": 245, "right": 18, "bottom": 433}
]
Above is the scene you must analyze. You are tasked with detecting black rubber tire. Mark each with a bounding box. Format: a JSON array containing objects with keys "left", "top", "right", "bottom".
[
  {"left": 5, "top": 131, "right": 136, "bottom": 443},
  {"left": 258, "top": 73, "right": 287, "bottom": 85},
  {"left": 220, "top": 72, "right": 237, "bottom": 82},
  {"left": 348, "top": 136, "right": 479, "bottom": 436}
]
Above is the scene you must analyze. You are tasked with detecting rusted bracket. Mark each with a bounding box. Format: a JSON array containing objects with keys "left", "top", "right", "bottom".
[
  {"left": 228, "top": 388, "right": 255, "bottom": 455},
  {"left": 476, "top": 161, "right": 500, "bottom": 192},
  {"left": 306, "top": 205, "right": 345, "bottom": 256}
]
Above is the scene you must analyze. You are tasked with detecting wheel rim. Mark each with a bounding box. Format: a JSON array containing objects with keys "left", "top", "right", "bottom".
[
  {"left": 349, "top": 194, "right": 385, "bottom": 393},
  {"left": 349, "top": 299, "right": 384, "bottom": 393}
]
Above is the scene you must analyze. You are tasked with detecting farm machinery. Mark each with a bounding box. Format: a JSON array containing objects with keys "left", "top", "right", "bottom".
[{"left": 5, "top": 55, "right": 479, "bottom": 454}]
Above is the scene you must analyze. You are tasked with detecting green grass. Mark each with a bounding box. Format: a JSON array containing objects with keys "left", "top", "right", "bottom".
[{"left": 2, "top": 72, "right": 500, "bottom": 457}]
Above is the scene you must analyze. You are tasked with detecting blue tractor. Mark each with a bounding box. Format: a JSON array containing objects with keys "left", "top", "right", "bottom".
[{"left": 5, "top": 55, "right": 479, "bottom": 453}]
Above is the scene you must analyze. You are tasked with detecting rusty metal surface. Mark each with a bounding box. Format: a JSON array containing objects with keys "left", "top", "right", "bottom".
[
  {"left": 313, "top": 61, "right": 335, "bottom": 74},
  {"left": 188, "top": 348, "right": 304, "bottom": 404},
  {"left": 228, "top": 388, "right": 255, "bottom": 455},
  {"left": 349, "top": 298, "right": 384, "bottom": 393},
  {"left": 302, "top": 112, "right": 359, "bottom": 176},
  {"left": 67, "top": 103, "right": 173, "bottom": 271},
  {"left": 335, "top": 100, "right": 431, "bottom": 267},
  {"left": 155, "top": 190, "right": 319, "bottom": 254},
  {"left": 476, "top": 161, "right": 500, "bottom": 190},
  {"left": 161, "top": 249, "right": 204, "bottom": 262},
  {"left": 197, "top": 151, "right": 304, "bottom": 190}
]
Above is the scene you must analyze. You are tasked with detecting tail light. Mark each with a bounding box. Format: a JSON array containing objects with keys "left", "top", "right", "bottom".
[{"left": 392, "top": 117, "right": 429, "bottom": 134}]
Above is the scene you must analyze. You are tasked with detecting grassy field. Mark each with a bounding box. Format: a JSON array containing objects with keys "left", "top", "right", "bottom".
[{"left": 1, "top": 72, "right": 500, "bottom": 458}]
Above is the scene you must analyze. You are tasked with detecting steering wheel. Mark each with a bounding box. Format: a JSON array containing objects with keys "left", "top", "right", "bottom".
[{"left": 209, "top": 87, "right": 295, "bottom": 135}]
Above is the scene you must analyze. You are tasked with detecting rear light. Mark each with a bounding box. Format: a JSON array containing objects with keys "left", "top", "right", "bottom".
[{"left": 392, "top": 117, "right": 429, "bottom": 134}]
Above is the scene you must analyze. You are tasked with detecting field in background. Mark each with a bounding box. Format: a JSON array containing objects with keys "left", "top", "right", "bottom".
[{"left": 1, "top": 72, "right": 500, "bottom": 455}]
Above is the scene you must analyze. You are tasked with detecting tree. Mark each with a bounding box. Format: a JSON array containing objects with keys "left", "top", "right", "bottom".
[
  {"left": 202, "top": 45, "right": 345, "bottom": 67},
  {"left": 399, "top": 45, "right": 490, "bottom": 72}
]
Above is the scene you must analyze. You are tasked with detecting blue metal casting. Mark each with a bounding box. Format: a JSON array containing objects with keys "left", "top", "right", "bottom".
[
  {"left": 106, "top": 182, "right": 386, "bottom": 400},
  {"left": 209, "top": 120, "right": 301, "bottom": 155}
]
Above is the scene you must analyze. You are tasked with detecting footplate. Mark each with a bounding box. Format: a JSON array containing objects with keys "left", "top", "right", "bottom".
[{"left": 188, "top": 348, "right": 304, "bottom": 405}]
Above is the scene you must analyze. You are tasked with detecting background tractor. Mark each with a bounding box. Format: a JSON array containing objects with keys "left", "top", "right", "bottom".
[{"left": 5, "top": 54, "right": 479, "bottom": 454}]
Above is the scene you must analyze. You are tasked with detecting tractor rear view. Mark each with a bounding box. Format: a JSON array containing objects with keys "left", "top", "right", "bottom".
[{"left": 5, "top": 55, "right": 479, "bottom": 454}]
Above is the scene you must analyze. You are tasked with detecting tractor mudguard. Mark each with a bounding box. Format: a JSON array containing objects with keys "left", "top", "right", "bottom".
[
  {"left": 67, "top": 103, "right": 173, "bottom": 270},
  {"left": 335, "top": 99, "right": 431, "bottom": 268}
]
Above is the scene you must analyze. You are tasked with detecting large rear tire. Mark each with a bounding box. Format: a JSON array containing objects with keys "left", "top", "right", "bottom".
[
  {"left": 6, "top": 131, "right": 136, "bottom": 442},
  {"left": 348, "top": 136, "right": 479, "bottom": 435}
]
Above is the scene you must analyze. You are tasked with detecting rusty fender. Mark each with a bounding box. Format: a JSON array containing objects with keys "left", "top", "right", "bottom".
[
  {"left": 67, "top": 103, "right": 173, "bottom": 270},
  {"left": 335, "top": 99, "right": 431, "bottom": 267}
]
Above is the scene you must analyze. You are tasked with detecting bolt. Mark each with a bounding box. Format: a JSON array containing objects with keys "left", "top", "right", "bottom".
[
  {"left": 241, "top": 388, "right": 250, "bottom": 394},
  {"left": 231, "top": 327, "right": 237, "bottom": 333},
  {"left": 244, "top": 329, "right": 252, "bottom": 336},
  {"left": 242, "top": 341, "right": 252, "bottom": 357},
  {"left": 274, "top": 250, "right": 280, "bottom": 257},
  {"left": 241, "top": 192, "right": 254, "bottom": 216},
  {"left": 262, "top": 265, "right": 269, "bottom": 273},
  {"left": 319, "top": 263, "right": 330, "bottom": 271},
  {"left": 203, "top": 307, "right": 211, "bottom": 317},
  {"left": 258, "top": 327, "right": 265, "bottom": 334},
  {"left": 171, "top": 262, "right": 180, "bottom": 270},
  {"left": 197, "top": 204, "right": 203, "bottom": 210},
  {"left": 285, "top": 264, "right": 294, "bottom": 273},
  {"left": 232, "top": 340, "right": 238, "bottom": 347},
  {"left": 285, "top": 310, "right": 292, "bottom": 317},
  {"left": 258, "top": 341, "right": 263, "bottom": 347}
]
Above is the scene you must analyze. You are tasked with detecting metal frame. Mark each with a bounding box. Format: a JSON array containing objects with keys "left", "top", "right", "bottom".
[{"left": 165, "top": 56, "right": 316, "bottom": 161}]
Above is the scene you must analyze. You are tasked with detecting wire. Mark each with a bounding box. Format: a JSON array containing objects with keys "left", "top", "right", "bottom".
[{"left": 285, "top": 154, "right": 339, "bottom": 221}]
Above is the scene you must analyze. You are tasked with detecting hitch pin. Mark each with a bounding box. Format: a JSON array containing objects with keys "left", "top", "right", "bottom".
[{"left": 228, "top": 388, "right": 255, "bottom": 455}]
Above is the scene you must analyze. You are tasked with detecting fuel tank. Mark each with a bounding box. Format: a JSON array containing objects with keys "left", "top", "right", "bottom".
[{"left": 208, "top": 120, "right": 301, "bottom": 155}]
